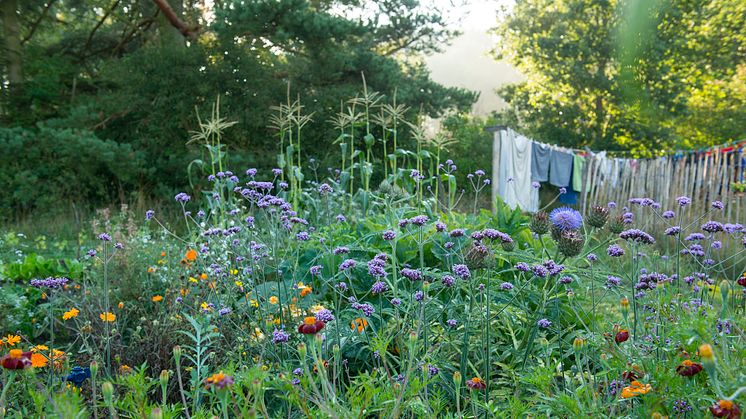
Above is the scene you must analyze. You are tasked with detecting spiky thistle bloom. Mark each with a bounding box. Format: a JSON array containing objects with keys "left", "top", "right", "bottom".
[
  {"left": 557, "top": 230, "right": 585, "bottom": 257},
  {"left": 549, "top": 207, "right": 583, "bottom": 239},
  {"left": 608, "top": 214, "right": 626, "bottom": 234},
  {"left": 587, "top": 205, "right": 609, "bottom": 228},
  {"left": 531, "top": 211, "right": 550, "bottom": 235}
]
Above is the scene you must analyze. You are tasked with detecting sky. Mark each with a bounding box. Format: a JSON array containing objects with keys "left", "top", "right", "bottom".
[{"left": 424, "top": 0, "right": 523, "bottom": 116}]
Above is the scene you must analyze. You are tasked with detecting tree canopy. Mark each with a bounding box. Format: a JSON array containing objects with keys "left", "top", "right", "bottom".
[
  {"left": 0, "top": 0, "right": 476, "bottom": 215},
  {"left": 493, "top": 0, "right": 746, "bottom": 155}
]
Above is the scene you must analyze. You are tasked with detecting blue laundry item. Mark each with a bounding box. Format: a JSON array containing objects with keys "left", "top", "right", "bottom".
[
  {"left": 531, "top": 142, "right": 551, "bottom": 182},
  {"left": 558, "top": 187, "right": 578, "bottom": 205},
  {"left": 549, "top": 149, "right": 574, "bottom": 187}
]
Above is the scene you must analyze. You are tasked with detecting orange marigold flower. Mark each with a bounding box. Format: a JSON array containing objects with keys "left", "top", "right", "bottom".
[
  {"left": 204, "top": 372, "right": 234, "bottom": 390},
  {"left": 100, "top": 312, "right": 116, "bottom": 322},
  {"left": 300, "top": 287, "right": 313, "bottom": 297},
  {"left": 118, "top": 302, "right": 125, "bottom": 309},
  {"left": 62, "top": 308, "right": 79, "bottom": 320},
  {"left": 676, "top": 359, "right": 703, "bottom": 377},
  {"left": 30, "top": 353, "right": 48, "bottom": 368},
  {"left": 269, "top": 296, "right": 279, "bottom": 305},
  {"left": 147, "top": 266, "right": 156, "bottom": 273},
  {"left": 615, "top": 329, "right": 630, "bottom": 344},
  {"left": 466, "top": 377, "right": 486, "bottom": 390},
  {"left": 298, "top": 316, "right": 325, "bottom": 335},
  {"left": 620, "top": 380, "right": 652, "bottom": 399},
  {"left": 152, "top": 295, "right": 164, "bottom": 302},
  {"left": 1, "top": 349, "right": 32, "bottom": 369},
  {"left": 4, "top": 334, "right": 21, "bottom": 347},
  {"left": 200, "top": 273, "right": 208, "bottom": 280},
  {"left": 710, "top": 399, "right": 741, "bottom": 418},
  {"left": 350, "top": 317, "right": 368, "bottom": 332}
]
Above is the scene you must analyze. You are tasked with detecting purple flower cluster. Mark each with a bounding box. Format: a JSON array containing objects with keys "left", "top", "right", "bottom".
[
  {"left": 400, "top": 268, "right": 423, "bottom": 281},
  {"left": 382, "top": 230, "right": 397, "bottom": 241},
  {"left": 315, "top": 309, "right": 335, "bottom": 322},
  {"left": 339, "top": 259, "right": 357, "bottom": 271},
  {"left": 701, "top": 221, "right": 724, "bottom": 233},
  {"left": 30, "top": 277, "right": 69, "bottom": 289},
  {"left": 537, "top": 318, "right": 552, "bottom": 328},
  {"left": 273, "top": 329, "right": 290, "bottom": 344},
  {"left": 453, "top": 264, "right": 471, "bottom": 280},
  {"left": 619, "top": 229, "right": 655, "bottom": 244},
  {"left": 370, "top": 281, "right": 388, "bottom": 294}
]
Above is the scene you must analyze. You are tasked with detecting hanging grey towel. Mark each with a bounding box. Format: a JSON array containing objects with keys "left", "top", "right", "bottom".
[
  {"left": 531, "top": 142, "right": 550, "bottom": 182},
  {"left": 549, "top": 149, "right": 574, "bottom": 187}
]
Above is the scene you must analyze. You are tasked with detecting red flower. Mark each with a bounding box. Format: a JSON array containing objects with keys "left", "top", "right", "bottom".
[
  {"left": 615, "top": 329, "right": 629, "bottom": 344},
  {"left": 737, "top": 275, "right": 746, "bottom": 287},
  {"left": 676, "top": 359, "right": 703, "bottom": 377},
  {"left": 298, "top": 316, "right": 325, "bottom": 335},
  {"left": 466, "top": 377, "right": 486, "bottom": 390},
  {"left": 1, "top": 350, "right": 32, "bottom": 370},
  {"left": 710, "top": 400, "right": 741, "bottom": 418}
]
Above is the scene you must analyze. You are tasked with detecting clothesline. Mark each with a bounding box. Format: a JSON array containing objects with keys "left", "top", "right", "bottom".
[{"left": 492, "top": 127, "right": 746, "bottom": 213}]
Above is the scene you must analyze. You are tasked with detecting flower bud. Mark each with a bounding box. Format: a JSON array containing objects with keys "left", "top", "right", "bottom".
[
  {"left": 102, "top": 382, "right": 114, "bottom": 405},
  {"left": 173, "top": 346, "right": 182, "bottom": 362},
  {"left": 90, "top": 360, "right": 99, "bottom": 378},
  {"left": 573, "top": 337, "right": 585, "bottom": 350},
  {"left": 159, "top": 370, "right": 170, "bottom": 387},
  {"left": 298, "top": 342, "right": 307, "bottom": 358},
  {"left": 452, "top": 371, "right": 462, "bottom": 386}
]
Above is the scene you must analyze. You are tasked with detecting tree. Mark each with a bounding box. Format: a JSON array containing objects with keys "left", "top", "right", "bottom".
[{"left": 493, "top": 0, "right": 746, "bottom": 154}]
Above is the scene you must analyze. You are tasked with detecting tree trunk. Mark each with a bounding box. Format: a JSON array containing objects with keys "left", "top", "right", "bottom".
[{"left": 1, "top": 0, "right": 23, "bottom": 87}]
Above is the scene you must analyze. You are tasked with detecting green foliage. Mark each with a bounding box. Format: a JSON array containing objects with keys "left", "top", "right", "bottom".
[
  {"left": 493, "top": 0, "right": 746, "bottom": 154},
  {"left": 3, "top": 253, "right": 83, "bottom": 281},
  {"left": 0, "top": 126, "right": 145, "bottom": 218}
]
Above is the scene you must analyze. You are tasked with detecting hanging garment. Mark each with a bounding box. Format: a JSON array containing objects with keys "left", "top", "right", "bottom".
[
  {"left": 558, "top": 187, "right": 578, "bottom": 205},
  {"left": 498, "top": 129, "right": 537, "bottom": 211},
  {"left": 531, "top": 142, "right": 551, "bottom": 182},
  {"left": 572, "top": 154, "right": 586, "bottom": 192},
  {"left": 549, "top": 149, "right": 574, "bottom": 187}
]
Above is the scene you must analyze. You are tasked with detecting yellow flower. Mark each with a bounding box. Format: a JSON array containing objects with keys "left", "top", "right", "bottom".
[
  {"left": 152, "top": 295, "right": 164, "bottom": 302},
  {"left": 698, "top": 343, "right": 714, "bottom": 361},
  {"left": 100, "top": 312, "right": 116, "bottom": 322},
  {"left": 31, "top": 353, "right": 48, "bottom": 368},
  {"left": 189, "top": 276, "right": 198, "bottom": 283},
  {"left": 269, "top": 296, "right": 279, "bottom": 305},
  {"left": 147, "top": 266, "right": 156, "bottom": 273},
  {"left": 235, "top": 281, "right": 243, "bottom": 287},
  {"left": 249, "top": 299, "right": 259, "bottom": 308},
  {"left": 230, "top": 269, "right": 238, "bottom": 275},
  {"left": 201, "top": 302, "right": 212, "bottom": 312},
  {"left": 62, "top": 308, "right": 79, "bottom": 320},
  {"left": 4, "top": 334, "right": 21, "bottom": 347},
  {"left": 620, "top": 381, "right": 652, "bottom": 399},
  {"left": 311, "top": 304, "right": 326, "bottom": 313},
  {"left": 31, "top": 345, "right": 49, "bottom": 352}
]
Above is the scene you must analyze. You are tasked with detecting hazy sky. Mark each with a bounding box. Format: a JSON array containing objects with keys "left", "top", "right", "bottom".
[{"left": 425, "top": 0, "right": 522, "bottom": 115}]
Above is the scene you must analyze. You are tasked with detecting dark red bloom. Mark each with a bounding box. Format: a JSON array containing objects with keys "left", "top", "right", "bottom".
[
  {"left": 710, "top": 400, "right": 741, "bottom": 418},
  {"left": 298, "top": 317, "right": 325, "bottom": 335},
  {"left": 737, "top": 275, "right": 746, "bottom": 287},
  {"left": 615, "top": 329, "right": 629, "bottom": 344},
  {"left": 1, "top": 350, "right": 32, "bottom": 370},
  {"left": 466, "top": 377, "right": 486, "bottom": 390},
  {"left": 622, "top": 367, "right": 642, "bottom": 381},
  {"left": 676, "top": 359, "right": 703, "bottom": 377}
]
